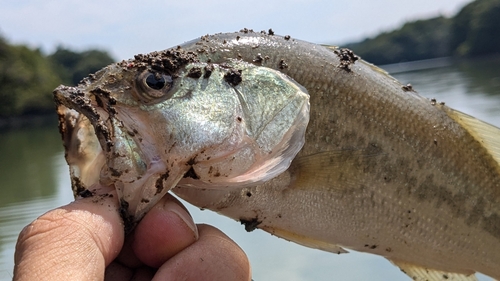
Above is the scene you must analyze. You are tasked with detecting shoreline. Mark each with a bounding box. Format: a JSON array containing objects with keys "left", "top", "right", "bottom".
[{"left": 0, "top": 113, "right": 59, "bottom": 131}]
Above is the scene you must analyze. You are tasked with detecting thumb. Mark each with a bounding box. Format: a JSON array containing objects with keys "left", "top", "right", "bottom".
[{"left": 14, "top": 186, "right": 124, "bottom": 281}]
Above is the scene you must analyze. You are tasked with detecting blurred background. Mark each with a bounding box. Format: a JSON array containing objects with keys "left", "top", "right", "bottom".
[{"left": 1, "top": 0, "right": 499, "bottom": 280}]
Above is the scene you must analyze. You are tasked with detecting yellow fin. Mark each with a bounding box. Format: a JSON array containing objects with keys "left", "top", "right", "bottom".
[
  {"left": 444, "top": 106, "right": 500, "bottom": 167},
  {"left": 320, "top": 44, "right": 339, "bottom": 51},
  {"left": 262, "top": 226, "right": 348, "bottom": 254},
  {"left": 390, "top": 260, "right": 478, "bottom": 281}
]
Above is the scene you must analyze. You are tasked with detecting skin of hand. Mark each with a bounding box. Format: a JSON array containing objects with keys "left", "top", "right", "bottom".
[{"left": 13, "top": 185, "right": 251, "bottom": 281}]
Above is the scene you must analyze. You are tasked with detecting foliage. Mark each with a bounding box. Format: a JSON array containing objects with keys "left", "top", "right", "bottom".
[
  {"left": 0, "top": 36, "right": 115, "bottom": 117},
  {"left": 346, "top": 0, "right": 500, "bottom": 65},
  {"left": 450, "top": 0, "right": 500, "bottom": 57},
  {"left": 0, "top": 37, "right": 62, "bottom": 116},
  {"left": 345, "top": 17, "right": 451, "bottom": 65},
  {"left": 49, "top": 47, "right": 114, "bottom": 85}
]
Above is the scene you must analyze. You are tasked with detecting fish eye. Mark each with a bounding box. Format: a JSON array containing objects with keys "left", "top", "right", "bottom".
[
  {"left": 145, "top": 73, "right": 169, "bottom": 90},
  {"left": 136, "top": 71, "right": 174, "bottom": 103}
]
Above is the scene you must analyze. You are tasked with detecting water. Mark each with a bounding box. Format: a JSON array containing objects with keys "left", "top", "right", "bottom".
[{"left": 1, "top": 57, "right": 499, "bottom": 280}]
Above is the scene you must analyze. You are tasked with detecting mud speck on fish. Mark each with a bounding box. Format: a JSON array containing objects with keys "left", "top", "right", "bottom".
[
  {"left": 240, "top": 217, "right": 262, "bottom": 232},
  {"left": 402, "top": 83, "right": 414, "bottom": 92},
  {"left": 334, "top": 48, "right": 359, "bottom": 72},
  {"left": 120, "top": 199, "right": 135, "bottom": 234},
  {"left": 184, "top": 166, "right": 200, "bottom": 179},
  {"left": 187, "top": 67, "right": 203, "bottom": 79},
  {"left": 203, "top": 64, "right": 214, "bottom": 79},
  {"left": 78, "top": 189, "right": 94, "bottom": 198},
  {"left": 154, "top": 171, "right": 170, "bottom": 195},
  {"left": 253, "top": 53, "right": 264, "bottom": 64},
  {"left": 279, "top": 59, "right": 288, "bottom": 69},
  {"left": 224, "top": 68, "right": 243, "bottom": 86}
]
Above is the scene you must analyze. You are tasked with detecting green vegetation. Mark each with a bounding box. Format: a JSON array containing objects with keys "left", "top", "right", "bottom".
[
  {"left": 346, "top": 0, "right": 500, "bottom": 65},
  {"left": 0, "top": 37, "right": 61, "bottom": 116},
  {"left": 49, "top": 47, "right": 114, "bottom": 86},
  {"left": 450, "top": 0, "right": 500, "bottom": 57},
  {"left": 0, "top": 36, "right": 114, "bottom": 118}
]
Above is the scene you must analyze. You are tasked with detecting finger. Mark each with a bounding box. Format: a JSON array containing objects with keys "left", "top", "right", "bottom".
[
  {"left": 132, "top": 194, "right": 199, "bottom": 268},
  {"left": 153, "top": 224, "right": 251, "bottom": 281},
  {"left": 14, "top": 185, "right": 124, "bottom": 281}
]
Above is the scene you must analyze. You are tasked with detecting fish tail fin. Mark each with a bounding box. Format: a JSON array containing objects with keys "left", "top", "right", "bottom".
[{"left": 390, "top": 259, "right": 478, "bottom": 281}]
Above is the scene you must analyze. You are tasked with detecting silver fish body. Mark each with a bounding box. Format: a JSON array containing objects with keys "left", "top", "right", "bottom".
[{"left": 54, "top": 31, "right": 500, "bottom": 280}]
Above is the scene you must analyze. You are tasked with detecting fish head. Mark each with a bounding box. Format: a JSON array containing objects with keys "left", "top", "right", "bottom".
[{"left": 53, "top": 48, "right": 309, "bottom": 229}]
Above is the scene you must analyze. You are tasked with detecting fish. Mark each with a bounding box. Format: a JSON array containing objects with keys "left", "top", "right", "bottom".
[{"left": 53, "top": 30, "right": 500, "bottom": 280}]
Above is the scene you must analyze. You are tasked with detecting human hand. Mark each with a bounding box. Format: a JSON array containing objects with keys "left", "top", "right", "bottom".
[{"left": 13, "top": 186, "right": 251, "bottom": 280}]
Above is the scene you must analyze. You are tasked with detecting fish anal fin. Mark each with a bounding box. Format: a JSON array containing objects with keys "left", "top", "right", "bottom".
[
  {"left": 262, "top": 226, "right": 348, "bottom": 254},
  {"left": 390, "top": 260, "right": 478, "bottom": 281}
]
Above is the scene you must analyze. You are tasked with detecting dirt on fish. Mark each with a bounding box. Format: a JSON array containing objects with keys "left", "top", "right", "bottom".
[
  {"left": 240, "top": 217, "right": 262, "bottom": 232},
  {"left": 402, "top": 84, "right": 414, "bottom": 92},
  {"left": 187, "top": 67, "right": 203, "bottom": 79},
  {"left": 224, "top": 68, "right": 243, "bottom": 86},
  {"left": 279, "top": 59, "right": 288, "bottom": 69},
  {"left": 203, "top": 64, "right": 214, "bottom": 79},
  {"left": 334, "top": 48, "right": 359, "bottom": 72},
  {"left": 129, "top": 48, "right": 199, "bottom": 74}
]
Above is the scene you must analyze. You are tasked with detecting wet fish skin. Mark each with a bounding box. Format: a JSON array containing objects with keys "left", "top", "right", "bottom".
[{"left": 171, "top": 32, "right": 500, "bottom": 279}]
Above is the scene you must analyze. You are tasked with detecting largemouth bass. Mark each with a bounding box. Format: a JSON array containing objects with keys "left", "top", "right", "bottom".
[{"left": 53, "top": 31, "right": 500, "bottom": 280}]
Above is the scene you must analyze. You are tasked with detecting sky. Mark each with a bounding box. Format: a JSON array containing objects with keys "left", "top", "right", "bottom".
[{"left": 1, "top": 0, "right": 472, "bottom": 60}]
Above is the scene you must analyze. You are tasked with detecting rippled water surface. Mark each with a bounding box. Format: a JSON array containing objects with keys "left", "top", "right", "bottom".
[{"left": 1, "top": 57, "right": 499, "bottom": 280}]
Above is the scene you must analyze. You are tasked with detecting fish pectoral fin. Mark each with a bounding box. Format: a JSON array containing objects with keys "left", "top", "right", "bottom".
[
  {"left": 390, "top": 260, "right": 478, "bottom": 281},
  {"left": 289, "top": 149, "right": 382, "bottom": 192},
  {"left": 262, "top": 226, "right": 348, "bottom": 254},
  {"left": 444, "top": 106, "right": 500, "bottom": 169}
]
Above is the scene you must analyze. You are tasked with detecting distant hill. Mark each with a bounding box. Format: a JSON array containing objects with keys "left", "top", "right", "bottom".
[{"left": 345, "top": 0, "right": 500, "bottom": 65}]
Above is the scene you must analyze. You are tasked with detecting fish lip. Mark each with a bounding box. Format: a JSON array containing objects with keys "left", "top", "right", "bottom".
[
  {"left": 53, "top": 85, "right": 116, "bottom": 153},
  {"left": 53, "top": 84, "right": 124, "bottom": 192}
]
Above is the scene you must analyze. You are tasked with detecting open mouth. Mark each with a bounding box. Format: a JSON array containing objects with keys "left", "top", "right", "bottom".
[
  {"left": 54, "top": 86, "right": 113, "bottom": 192},
  {"left": 53, "top": 83, "right": 172, "bottom": 230}
]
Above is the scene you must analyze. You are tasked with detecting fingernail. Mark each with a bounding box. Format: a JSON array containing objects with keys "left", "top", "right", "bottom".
[{"left": 163, "top": 199, "right": 199, "bottom": 240}]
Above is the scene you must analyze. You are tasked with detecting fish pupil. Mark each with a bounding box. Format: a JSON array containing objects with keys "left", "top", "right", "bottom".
[{"left": 145, "top": 73, "right": 167, "bottom": 90}]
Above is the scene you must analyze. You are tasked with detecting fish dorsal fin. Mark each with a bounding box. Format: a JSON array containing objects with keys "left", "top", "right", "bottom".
[
  {"left": 390, "top": 260, "right": 478, "bottom": 281},
  {"left": 321, "top": 44, "right": 339, "bottom": 51},
  {"left": 261, "top": 226, "right": 348, "bottom": 254},
  {"left": 444, "top": 106, "right": 500, "bottom": 167}
]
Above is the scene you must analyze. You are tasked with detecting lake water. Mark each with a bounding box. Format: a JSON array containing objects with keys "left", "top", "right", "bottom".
[{"left": 1, "top": 57, "right": 499, "bottom": 280}]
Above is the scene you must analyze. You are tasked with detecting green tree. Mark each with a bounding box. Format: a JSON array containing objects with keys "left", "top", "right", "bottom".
[
  {"left": 346, "top": 16, "right": 451, "bottom": 65},
  {"left": 0, "top": 36, "right": 115, "bottom": 117},
  {"left": 0, "top": 37, "right": 62, "bottom": 116},
  {"left": 450, "top": 0, "right": 500, "bottom": 57},
  {"left": 49, "top": 47, "right": 114, "bottom": 85}
]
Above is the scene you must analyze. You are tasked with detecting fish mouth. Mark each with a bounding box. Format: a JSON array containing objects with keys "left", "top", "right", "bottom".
[{"left": 53, "top": 83, "right": 166, "bottom": 229}]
